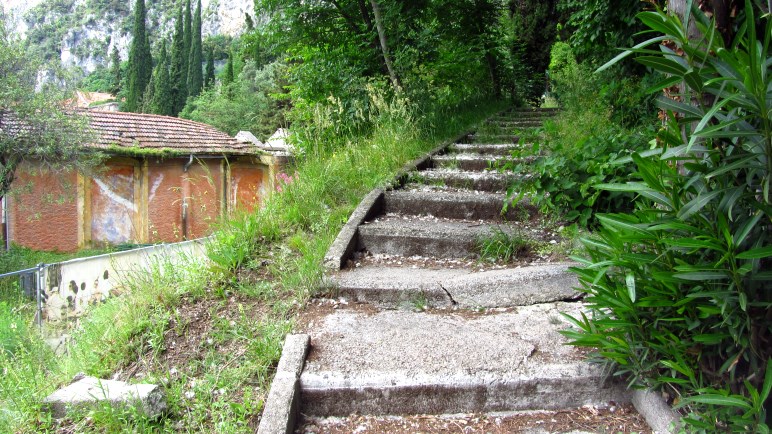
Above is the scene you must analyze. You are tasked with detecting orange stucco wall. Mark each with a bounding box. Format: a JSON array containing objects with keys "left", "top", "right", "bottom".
[
  {"left": 7, "top": 163, "right": 80, "bottom": 252},
  {"left": 230, "top": 162, "right": 266, "bottom": 213},
  {"left": 147, "top": 160, "right": 185, "bottom": 242},
  {"left": 8, "top": 155, "right": 274, "bottom": 252},
  {"left": 185, "top": 159, "right": 223, "bottom": 239}
]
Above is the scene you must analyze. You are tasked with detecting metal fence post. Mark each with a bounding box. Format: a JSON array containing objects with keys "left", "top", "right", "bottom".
[{"left": 36, "top": 263, "right": 45, "bottom": 330}]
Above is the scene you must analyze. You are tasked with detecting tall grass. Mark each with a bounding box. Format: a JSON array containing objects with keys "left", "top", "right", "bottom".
[{"left": 1, "top": 93, "right": 505, "bottom": 432}]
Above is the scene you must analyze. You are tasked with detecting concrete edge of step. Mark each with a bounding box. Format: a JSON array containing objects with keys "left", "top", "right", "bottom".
[
  {"left": 322, "top": 129, "right": 473, "bottom": 271},
  {"left": 323, "top": 188, "right": 385, "bottom": 271},
  {"left": 631, "top": 388, "right": 683, "bottom": 434},
  {"left": 256, "top": 334, "right": 311, "bottom": 434}
]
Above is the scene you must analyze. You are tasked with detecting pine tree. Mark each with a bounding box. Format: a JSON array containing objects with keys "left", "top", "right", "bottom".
[
  {"left": 109, "top": 46, "right": 121, "bottom": 96},
  {"left": 124, "top": 0, "right": 152, "bottom": 112},
  {"left": 151, "top": 41, "right": 173, "bottom": 116},
  {"left": 186, "top": 0, "right": 203, "bottom": 99},
  {"left": 170, "top": 7, "right": 187, "bottom": 115},
  {"left": 204, "top": 47, "right": 215, "bottom": 89}
]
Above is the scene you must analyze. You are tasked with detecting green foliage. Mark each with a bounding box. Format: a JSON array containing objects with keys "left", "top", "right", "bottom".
[
  {"left": 186, "top": 0, "right": 203, "bottom": 99},
  {"left": 79, "top": 65, "right": 113, "bottom": 93},
  {"left": 565, "top": 3, "right": 772, "bottom": 430},
  {"left": 170, "top": 7, "right": 187, "bottom": 116},
  {"left": 124, "top": 0, "right": 152, "bottom": 112},
  {"left": 506, "top": 43, "right": 656, "bottom": 227},
  {"left": 181, "top": 60, "right": 288, "bottom": 139},
  {"left": 109, "top": 46, "right": 122, "bottom": 96},
  {"left": 204, "top": 46, "right": 215, "bottom": 89},
  {"left": 557, "top": 0, "right": 652, "bottom": 70},
  {"left": 150, "top": 41, "right": 173, "bottom": 116},
  {"left": 0, "top": 18, "right": 102, "bottom": 200}
]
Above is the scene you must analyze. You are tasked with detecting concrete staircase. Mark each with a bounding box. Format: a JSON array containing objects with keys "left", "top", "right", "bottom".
[{"left": 266, "top": 108, "right": 640, "bottom": 432}]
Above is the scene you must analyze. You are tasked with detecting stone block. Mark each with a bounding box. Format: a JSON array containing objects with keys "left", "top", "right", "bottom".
[{"left": 42, "top": 376, "right": 166, "bottom": 419}]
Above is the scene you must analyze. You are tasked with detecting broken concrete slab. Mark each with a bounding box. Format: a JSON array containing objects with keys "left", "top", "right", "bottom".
[
  {"left": 412, "top": 169, "right": 520, "bottom": 192},
  {"left": 42, "top": 376, "right": 166, "bottom": 419},
  {"left": 300, "top": 302, "right": 628, "bottom": 416},
  {"left": 383, "top": 190, "right": 535, "bottom": 221},
  {"left": 330, "top": 263, "right": 581, "bottom": 308}
]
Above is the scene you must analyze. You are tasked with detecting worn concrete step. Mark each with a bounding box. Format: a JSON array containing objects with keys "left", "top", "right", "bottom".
[
  {"left": 329, "top": 263, "right": 580, "bottom": 309},
  {"left": 358, "top": 217, "right": 531, "bottom": 259},
  {"left": 486, "top": 120, "right": 544, "bottom": 128},
  {"left": 449, "top": 143, "right": 522, "bottom": 156},
  {"left": 432, "top": 154, "right": 510, "bottom": 171},
  {"left": 299, "top": 303, "right": 628, "bottom": 416},
  {"left": 412, "top": 169, "right": 519, "bottom": 192},
  {"left": 383, "top": 190, "right": 533, "bottom": 221},
  {"left": 468, "top": 134, "right": 520, "bottom": 144}
]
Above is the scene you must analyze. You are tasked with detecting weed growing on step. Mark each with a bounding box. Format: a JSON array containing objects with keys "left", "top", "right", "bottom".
[{"left": 476, "top": 227, "right": 534, "bottom": 263}]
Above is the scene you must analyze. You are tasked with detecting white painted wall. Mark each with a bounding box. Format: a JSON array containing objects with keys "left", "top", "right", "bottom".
[{"left": 42, "top": 238, "right": 208, "bottom": 321}]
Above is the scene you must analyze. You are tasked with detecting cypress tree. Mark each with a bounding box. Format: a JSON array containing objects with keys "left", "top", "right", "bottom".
[
  {"left": 224, "top": 48, "right": 235, "bottom": 86},
  {"left": 182, "top": 0, "right": 192, "bottom": 86},
  {"left": 109, "top": 46, "right": 121, "bottom": 96},
  {"left": 170, "top": 8, "right": 187, "bottom": 115},
  {"left": 187, "top": 0, "right": 203, "bottom": 99},
  {"left": 125, "top": 0, "right": 152, "bottom": 112},
  {"left": 152, "top": 41, "right": 173, "bottom": 116},
  {"left": 204, "top": 47, "right": 215, "bottom": 89}
]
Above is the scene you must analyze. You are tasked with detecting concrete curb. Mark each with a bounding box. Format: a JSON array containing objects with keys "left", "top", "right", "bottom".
[
  {"left": 323, "top": 189, "right": 385, "bottom": 271},
  {"left": 322, "top": 130, "right": 472, "bottom": 271},
  {"left": 631, "top": 389, "right": 681, "bottom": 433},
  {"left": 256, "top": 334, "right": 310, "bottom": 434}
]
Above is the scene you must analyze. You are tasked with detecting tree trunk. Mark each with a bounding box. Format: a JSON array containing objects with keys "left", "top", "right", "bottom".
[
  {"left": 485, "top": 51, "right": 501, "bottom": 99},
  {"left": 369, "top": 0, "right": 401, "bottom": 91}
]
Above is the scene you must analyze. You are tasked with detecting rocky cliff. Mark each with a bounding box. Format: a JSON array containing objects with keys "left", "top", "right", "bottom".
[{"left": 1, "top": 0, "right": 254, "bottom": 73}]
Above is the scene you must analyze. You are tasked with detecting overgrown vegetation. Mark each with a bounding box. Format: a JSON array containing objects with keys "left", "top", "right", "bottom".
[
  {"left": 551, "top": 2, "right": 771, "bottom": 431},
  {"left": 0, "top": 87, "right": 503, "bottom": 431}
]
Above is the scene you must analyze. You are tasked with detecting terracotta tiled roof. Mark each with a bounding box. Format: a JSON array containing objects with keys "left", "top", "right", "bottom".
[{"left": 85, "top": 110, "right": 257, "bottom": 155}]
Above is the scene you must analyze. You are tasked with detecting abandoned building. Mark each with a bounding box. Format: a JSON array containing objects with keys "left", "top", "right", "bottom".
[{"left": 3, "top": 111, "right": 290, "bottom": 252}]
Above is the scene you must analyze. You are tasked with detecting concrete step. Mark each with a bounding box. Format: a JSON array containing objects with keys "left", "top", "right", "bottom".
[
  {"left": 299, "top": 303, "right": 628, "bottom": 416},
  {"left": 383, "top": 190, "right": 534, "bottom": 221},
  {"left": 449, "top": 143, "right": 522, "bottom": 156},
  {"left": 432, "top": 154, "right": 505, "bottom": 171},
  {"left": 468, "top": 134, "right": 520, "bottom": 144},
  {"left": 486, "top": 119, "right": 544, "bottom": 128},
  {"left": 412, "top": 169, "right": 519, "bottom": 192},
  {"left": 357, "top": 217, "right": 532, "bottom": 259},
  {"left": 328, "top": 263, "right": 581, "bottom": 309}
]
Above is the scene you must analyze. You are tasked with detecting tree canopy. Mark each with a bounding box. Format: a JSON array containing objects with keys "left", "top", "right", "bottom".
[{"left": 0, "top": 18, "right": 101, "bottom": 200}]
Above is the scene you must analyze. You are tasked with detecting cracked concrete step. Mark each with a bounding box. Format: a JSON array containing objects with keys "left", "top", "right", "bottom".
[
  {"left": 328, "top": 263, "right": 581, "bottom": 309},
  {"left": 299, "top": 303, "right": 628, "bottom": 416},
  {"left": 449, "top": 143, "right": 524, "bottom": 156},
  {"left": 383, "top": 190, "right": 534, "bottom": 221},
  {"left": 358, "top": 217, "right": 532, "bottom": 258},
  {"left": 411, "top": 169, "right": 519, "bottom": 192}
]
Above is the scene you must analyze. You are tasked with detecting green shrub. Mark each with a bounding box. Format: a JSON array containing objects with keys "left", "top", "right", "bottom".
[
  {"left": 563, "top": 3, "right": 772, "bottom": 431},
  {"left": 506, "top": 43, "right": 655, "bottom": 227}
]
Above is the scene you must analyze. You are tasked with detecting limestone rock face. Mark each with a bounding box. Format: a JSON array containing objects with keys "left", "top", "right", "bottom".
[
  {"left": 0, "top": 0, "right": 255, "bottom": 74},
  {"left": 42, "top": 376, "right": 167, "bottom": 419}
]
